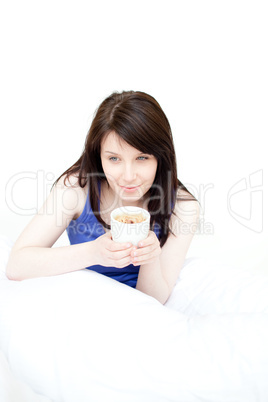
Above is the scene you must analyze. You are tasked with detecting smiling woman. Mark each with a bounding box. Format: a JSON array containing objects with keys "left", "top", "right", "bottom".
[
  {"left": 100, "top": 131, "right": 158, "bottom": 207},
  {"left": 6, "top": 91, "right": 198, "bottom": 304},
  {"left": 55, "top": 91, "right": 195, "bottom": 246}
]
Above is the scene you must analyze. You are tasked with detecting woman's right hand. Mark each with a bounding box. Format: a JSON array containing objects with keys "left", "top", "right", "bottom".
[{"left": 93, "top": 232, "right": 133, "bottom": 268}]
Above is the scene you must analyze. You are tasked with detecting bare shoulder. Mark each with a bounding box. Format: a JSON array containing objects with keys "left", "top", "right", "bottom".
[
  {"left": 169, "top": 189, "right": 200, "bottom": 235},
  {"left": 52, "top": 174, "right": 88, "bottom": 220},
  {"left": 175, "top": 188, "right": 200, "bottom": 216}
]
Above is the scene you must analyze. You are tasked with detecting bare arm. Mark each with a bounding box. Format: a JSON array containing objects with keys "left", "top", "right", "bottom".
[
  {"left": 6, "top": 242, "right": 100, "bottom": 281},
  {"left": 6, "top": 179, "right": 90, "bottom": 279},
  {"left": 134, "top": 197, "right": 200, "bottom": 304},
  {"left": 6, "top": 178, "right": 133, "bottom": 281}
]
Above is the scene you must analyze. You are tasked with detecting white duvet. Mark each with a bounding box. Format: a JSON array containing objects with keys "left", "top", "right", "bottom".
[{"left": 0, "top": 235, "right": 268, "bottom": 402}]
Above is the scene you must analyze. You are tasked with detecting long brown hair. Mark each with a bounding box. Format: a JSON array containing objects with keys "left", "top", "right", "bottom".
[{"left": 55, "top": 91, "right": 193, "bottom": 246}]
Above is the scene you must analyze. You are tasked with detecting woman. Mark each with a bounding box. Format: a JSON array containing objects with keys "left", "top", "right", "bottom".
[{"left": 6, "top": 91, "right": 199, "bottom": 304}]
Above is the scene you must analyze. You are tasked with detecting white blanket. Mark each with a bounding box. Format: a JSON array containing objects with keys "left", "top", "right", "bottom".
[
  {"left": 0, "top": 235, "right": 268, "bottom": 402},
  {"left": 0, "top": 350, "right": 52, "bottom": 402}
]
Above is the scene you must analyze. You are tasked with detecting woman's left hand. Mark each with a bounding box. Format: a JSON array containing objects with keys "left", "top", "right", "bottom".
[{"left": 130, "top": 230, "right": 161, "bottom": 266}]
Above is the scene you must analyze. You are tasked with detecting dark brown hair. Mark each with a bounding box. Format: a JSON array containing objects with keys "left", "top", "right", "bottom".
[{"left": 55, "top": 90, "right": 194, "bottom": 246}]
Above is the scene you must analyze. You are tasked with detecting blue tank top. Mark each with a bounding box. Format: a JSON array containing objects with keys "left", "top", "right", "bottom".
[{"left": 66, "top": 184, "right": 161, "bottom": 288}]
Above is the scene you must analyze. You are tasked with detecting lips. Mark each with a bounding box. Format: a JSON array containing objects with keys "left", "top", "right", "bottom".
[{"left": 120, "top": 185, "right": 141, "bottom": 193}]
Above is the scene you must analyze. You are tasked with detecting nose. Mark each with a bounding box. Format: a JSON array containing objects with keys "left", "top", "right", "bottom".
[{"left": 122, "top": 163, "right": 137, "bottom": 183}]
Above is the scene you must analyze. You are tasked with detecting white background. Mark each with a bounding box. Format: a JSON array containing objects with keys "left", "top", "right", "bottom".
[{"left": 0, "top": 0, "right": 267, "bottom": 270}]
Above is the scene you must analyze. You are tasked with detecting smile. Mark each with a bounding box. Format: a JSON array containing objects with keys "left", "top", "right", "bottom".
[{"left": 120, "top": 185, "right": 141, "bottom": 193}]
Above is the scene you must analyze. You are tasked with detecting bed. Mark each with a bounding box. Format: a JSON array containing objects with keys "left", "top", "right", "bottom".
[{"left": 0, "top": 234, "right": 268, "bottom": 402}]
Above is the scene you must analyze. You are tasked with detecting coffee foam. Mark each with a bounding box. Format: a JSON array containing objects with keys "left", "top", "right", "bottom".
[{"left": 115, "top": 213, "right": 145, "bottom": 224}]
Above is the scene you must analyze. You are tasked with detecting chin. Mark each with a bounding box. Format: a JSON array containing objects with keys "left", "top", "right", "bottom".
[
  {"left": 119, "top": 194, "right": 144, "bottom": 207},
  {"left": 121, "top": 195, "right": 141, "bottom": 201}
]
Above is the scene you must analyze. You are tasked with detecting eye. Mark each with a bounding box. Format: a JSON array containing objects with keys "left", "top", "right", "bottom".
[
  {"left": 137, "top": 156, "right": 149, "bottom": 161},
  {"left": 109, "top": 156, "right": 119, "bottom": 162}
]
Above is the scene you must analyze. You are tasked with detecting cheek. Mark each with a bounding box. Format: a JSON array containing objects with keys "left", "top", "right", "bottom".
[
  {"left": 102, "top": 162, "right": 120, "bottom": 184},
  {"left": 145, "top": 162, "right": 157, "bottom": 182},
  {"left": 101, "top": 161, "right": 109, "bottom": 177}
]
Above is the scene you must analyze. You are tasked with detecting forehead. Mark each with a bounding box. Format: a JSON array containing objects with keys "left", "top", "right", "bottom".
[{"left": 101, "top": 131, "right": 138, "bottom": 153}]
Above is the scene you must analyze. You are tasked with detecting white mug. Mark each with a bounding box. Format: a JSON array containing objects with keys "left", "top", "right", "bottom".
[{"left": 110, "top": 206, "right": 150, "bottom": 246}]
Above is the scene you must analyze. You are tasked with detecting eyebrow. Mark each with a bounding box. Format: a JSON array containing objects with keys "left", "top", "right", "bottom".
[
  {"left": 104, "top": 151, "right": 119, "bottom": 155},
  {"left": 104, "top": 151, "right": 145, "bottom": 155}
]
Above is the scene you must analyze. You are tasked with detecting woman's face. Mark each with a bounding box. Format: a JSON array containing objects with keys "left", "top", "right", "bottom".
[{"left": 100, "top": 131, "right": 158, "bottom": 207}]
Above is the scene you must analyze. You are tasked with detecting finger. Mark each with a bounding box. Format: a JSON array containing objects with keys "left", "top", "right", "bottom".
[
  {"left": 107, "top": 247, "right": 134, "bottom": 261},
  {"left": 132, "top": 247, "right": 161, "bottom": 265},
  {"left": 106, "top": 237, "right": 133, "bottom": 252},
  {"left": 103, "top": 231, "right": 133, "bottom": 251},
  {"left": 107, "top": 254, "right": 133, "bottom": 268},
  {"left": 137, "top": 231, "right": 157, "bottom": 248},
  {"left": 132, "top": 243, "right": 156, "bottom": 258}
]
